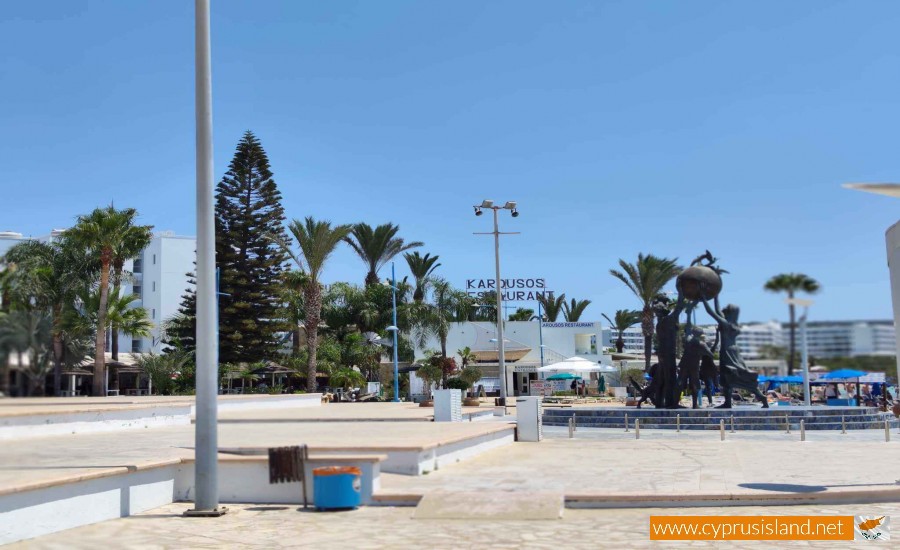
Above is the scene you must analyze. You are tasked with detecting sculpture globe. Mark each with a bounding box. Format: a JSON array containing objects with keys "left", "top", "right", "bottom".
[{"left": 676, "top": 265, "right": 722, "bottom": 301}]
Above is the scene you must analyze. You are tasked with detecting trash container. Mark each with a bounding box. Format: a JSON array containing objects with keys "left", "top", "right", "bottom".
[{"left": 312, "top": 466, "right": 362, "bottom": 510}]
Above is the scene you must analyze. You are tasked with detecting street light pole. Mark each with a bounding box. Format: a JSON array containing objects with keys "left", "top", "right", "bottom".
[
  {"left": 491, "top": 207, "right": 507, "bottom": 403},
  {"left": 187, "top": 0, "right": 224, "bottom": 517},
  {"left": 538, "top": 301, "right": 544, "bottom": 368},
  {"left": 786, "top": 298, "right": 813, "bottom": 407},
  {"left": 391, "top": 262, "right": 399, "bottom": 402},
  {"left": 473, "top": 200, "right": 519, "bottom": 405}
]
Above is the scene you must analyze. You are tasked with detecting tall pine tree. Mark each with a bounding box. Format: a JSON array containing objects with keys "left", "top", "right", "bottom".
[
  {"left": 164, "top": 270, "right": 197, "bottom": 354},
  {"left": 214, "top": 131, "right": 289, "bottom": 363}
]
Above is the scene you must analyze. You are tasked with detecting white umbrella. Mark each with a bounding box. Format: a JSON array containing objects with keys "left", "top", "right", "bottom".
[{"left": 538, "top": 356, "right": 611, "bottom": 372}]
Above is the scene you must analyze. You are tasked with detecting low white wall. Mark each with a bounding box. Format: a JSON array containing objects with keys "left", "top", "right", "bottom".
[
  {"left": 0, "top": 406, "right": 192, "bottom": 441},
  {"left": 175, "top": 459, "right": 379, "bottom": 506},
  {"left": 0, "top": 454, "right": 380, "bottom": 545},
  {"left": 0, "top": 466, "right": 178, "bottom": 545},
  {"left": 191, "top": 393, "right": 323, "bottom": 415}
]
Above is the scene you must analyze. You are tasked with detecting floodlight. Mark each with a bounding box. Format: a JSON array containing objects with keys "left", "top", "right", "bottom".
[
  {"left": 480, "top": 199, "right": 494, "bottom": 208},
  {"left": 503, "top": 201, "right": 517, "bottom": 210}
]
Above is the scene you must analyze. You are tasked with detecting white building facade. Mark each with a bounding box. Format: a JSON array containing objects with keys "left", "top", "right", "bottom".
[
  {"left": 125, "top": 232, "right": 196, "bottom": 353},
  {"left": 603, "top": 320, "right": 895, "bottom": 360}
]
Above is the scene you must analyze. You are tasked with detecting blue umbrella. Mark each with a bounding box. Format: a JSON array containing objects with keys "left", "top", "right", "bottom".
[
  {"left": 820, "top": 369, "right": 867, "bottom": 379},
  {"left": 767, "top": 375, "right": 804, "bottom": 384},
  {"left": 546, "top": 373, "right": 582, "bottom": 381}
]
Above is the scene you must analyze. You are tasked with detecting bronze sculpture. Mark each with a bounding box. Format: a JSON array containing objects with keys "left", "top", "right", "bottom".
[
  {"left": 634, "top": 251, "right": 768, "bottom": 409},
  {"left": 700, "top": 290, "right": 769, "bottom": 408}
]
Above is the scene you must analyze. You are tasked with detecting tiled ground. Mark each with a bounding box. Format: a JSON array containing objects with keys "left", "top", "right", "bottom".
[{"left": 11, "top": 501, "right": 899, "bottom": 549}]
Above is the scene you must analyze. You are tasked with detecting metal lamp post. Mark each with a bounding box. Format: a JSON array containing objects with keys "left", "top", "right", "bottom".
[
  {"left": 473, "top": 200, "right": 520, "bottom": 405},
  {"left": 785, "top": 297, "right": 814, "bottom": 407},
  {"left": 537, "top": 301, "right": 545, "bottom": 368},
  {"left": 186, "top": 0, "right": 225, "bottom": 517},
  {"left": 387, "top": 262, "right": 400, "bottom": 402}
]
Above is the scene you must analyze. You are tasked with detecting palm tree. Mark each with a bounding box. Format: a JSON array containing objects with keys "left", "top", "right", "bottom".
[
  {"left": 537, "top": 293, "right": 566, "bottom": 322},
  {"left": 64, "top": 289, "right": 153, "bottom": 391},
  {"left": 562, "top": 298, "right": 591, "bottom": 322},
  {"left": 457, "top": 346, "right": 477, "bottom": 368},
  {"left": 1, "top": 238, "right": 96, "bottom": 394},
  {"left": 508, "top": 308, "right": 535, "bottom": 321},
  {"left": 344, "top": 223, "right": 423, "bottom": 286},
  {"left": 276, "top": 217, "right": 353, "bottom": 392},
  {"left": 329, "top": 366, "right": 366, "bottom": 393},
  {"left": 67, "top": 206, "right": 151, "bottom": 396},
  {"left": 281, "top": 270, "right": 308, "bottom": 355},
  {"left": 109, "top": 215, "right": 153, "bottom": 361},
  {"left": 601, "top": 309, "right": 642, "bottom": 353},
  {"left": 430, "top": 278, "right": 471, "bottom": 357},
  {"left": 404, "top": 251, "right": 440, "bottom": 302},
  {"left": 610, "top": 254, "right": 681, "bottom": 369},
  {"left": 0, "top": 309, "right": 53, "bottom": 395},
  {"left": 764, "top": 273, "right": 821, "bottom": 375}
]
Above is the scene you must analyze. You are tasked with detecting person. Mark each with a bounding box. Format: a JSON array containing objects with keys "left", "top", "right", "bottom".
[
  {"left": 825, "top": 384, "right": 837, "bottom": 401},
  {"left": 570, "top": 379, "right": 577, "bottom": 395},
  {"left": 580, "top": 380, "right": 586, "bottom": 397}
]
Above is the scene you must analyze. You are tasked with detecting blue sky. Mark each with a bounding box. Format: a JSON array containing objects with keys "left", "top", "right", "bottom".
[{"left": 2, "top": 1, "right": 899, "bottom": 324}]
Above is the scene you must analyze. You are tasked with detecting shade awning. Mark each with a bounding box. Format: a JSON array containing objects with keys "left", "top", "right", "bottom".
[{"left": 538, "top": 356, "right": 613, "bottom": 372}]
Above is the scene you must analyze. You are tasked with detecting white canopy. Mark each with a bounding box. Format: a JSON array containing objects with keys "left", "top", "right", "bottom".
[{"left": 538, "top": 356, "right": 615, "bottom": 373}]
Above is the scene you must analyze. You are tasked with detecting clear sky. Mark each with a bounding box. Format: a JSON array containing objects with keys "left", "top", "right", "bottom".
[{"left": 2, "top": 1, "right": 899, "bottom": 324}]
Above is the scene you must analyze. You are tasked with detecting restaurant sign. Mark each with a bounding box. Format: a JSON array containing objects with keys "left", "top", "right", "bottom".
[{"left": 465, "top": 278, "right": 555, "bottom": 302}]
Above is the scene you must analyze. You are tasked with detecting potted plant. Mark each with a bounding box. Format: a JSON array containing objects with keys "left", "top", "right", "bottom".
[
  {"left": 416, "top": 362, "right": 442, "bottom": 407},
  {"left": 458, "top": 365, "right": 483, "bottom": 406},
  {"left": 445, "top": 377, "right": 470, "bottom": 404}
]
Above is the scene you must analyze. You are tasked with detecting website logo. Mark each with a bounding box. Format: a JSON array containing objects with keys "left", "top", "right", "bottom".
[{"left": 855, "top": 515, "right": 890, "bottom": 541}]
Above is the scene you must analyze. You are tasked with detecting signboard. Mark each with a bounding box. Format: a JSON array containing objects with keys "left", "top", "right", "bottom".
[
  {"left": 530, "top": 381, "right": 546, "bottom": 397},
  {"left": 541, "top": 322, "right": 596, "bottom": 328},
  {"left": 466, "top": 277, "right": 555, "bottom": 302}
]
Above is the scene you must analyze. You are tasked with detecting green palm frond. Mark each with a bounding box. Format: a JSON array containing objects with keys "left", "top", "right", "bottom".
[{"left": 344, "top": 223, "right": 423, "bottom": 285}]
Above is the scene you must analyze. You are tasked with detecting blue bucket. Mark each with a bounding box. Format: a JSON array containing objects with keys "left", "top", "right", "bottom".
[{"left": 313, "top": 466, "right": 361, "bottom": 510}]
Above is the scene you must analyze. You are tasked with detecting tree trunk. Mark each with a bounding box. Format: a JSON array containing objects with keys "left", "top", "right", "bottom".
[
  {"left": 111, "top": 262, "right": 124, "bottom": 362},
  {"left": 615, "top": 335, "right": 624, "bottom": 354},
  {"left": 292, "top": 326, "right": 301, "bottom": 355},
  {"left": 93, "top": 256, "right": 111, "bottom": 396},
  {"left": 52, "top": 330, "right": 63, "bottom": 396},
  {"left": 787, "top": 293, "right": 796, "bottom": 376},
  {"left": 304, "top": 283, "right": 322, "bottom": 393},
  {"left": 365, "top": 270, "right": 379, "bottom": 287},
  {"left": 641, "top": 307, "right": 654, "bottom": 370}
]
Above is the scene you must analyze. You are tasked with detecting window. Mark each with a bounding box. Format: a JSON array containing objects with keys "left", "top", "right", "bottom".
[
  {"left": 152, "top": 254, "right": 156, "bottom": 265},
  {"left": 152, "top": 308, "right": 156, "bottom": 319},
  {"left": 133, "top": 258, "right": 143, "bottom": 273},
  {"left": 131, "top": 339, "right": 142, "bottom": 353},
  {"left": 152, "top": 281, "right": 156, "bottom": 292},
  {"left": 132, "top": 285, "right": 142, "bottom": 296}
]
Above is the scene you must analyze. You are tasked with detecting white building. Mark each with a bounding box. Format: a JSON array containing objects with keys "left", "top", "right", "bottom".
[
  {"left": 0, "top": 229, "right": 196, "bottom": 354},
  {"left": 603, "top": 319, "right": 895, "bottom": 360},
  {"left": 124, "top": 232, "right": 196, "bottom": 353},
  {"left": 415, "top": 320, "right": 607, "bottom": 397}
]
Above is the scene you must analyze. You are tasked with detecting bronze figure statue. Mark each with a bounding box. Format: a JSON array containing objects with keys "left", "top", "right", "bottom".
[{"left": 699, "top": 289, "right": 769, "bottom": 408}]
